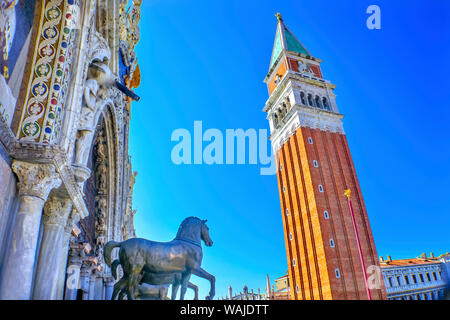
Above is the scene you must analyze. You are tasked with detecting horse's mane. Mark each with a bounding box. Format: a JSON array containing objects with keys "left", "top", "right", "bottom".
[
  {"left": 176, "top": 217, "right": 203, "bottom": 241},
  {"left": 180, "top": 216, "right": 201, "bottom": 225}
]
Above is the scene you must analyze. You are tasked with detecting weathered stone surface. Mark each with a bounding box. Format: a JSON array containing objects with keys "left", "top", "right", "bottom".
[
  {"left": 33, "top": 197, "right": 73, "bottom": 300},
  {"left": 0, "top": 161, "right": 61, "bottom": 300},
  {"left": 0, "top": 0, "right": 141, "bottom": 300}
]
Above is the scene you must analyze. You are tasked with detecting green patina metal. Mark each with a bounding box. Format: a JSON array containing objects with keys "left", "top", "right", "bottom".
[
  {"left": 284, "top": 27, "right": 310, "bottom": 56},
  {"left": 270, "top": 28, "right": 282, "bottom": 69},
  {"left": 270, "top": 25, "right": 310, "bottom": 70}
]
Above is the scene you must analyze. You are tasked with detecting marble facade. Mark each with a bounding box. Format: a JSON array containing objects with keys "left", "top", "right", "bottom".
[{"left": 0, "top": 0, "right": 141, "bottom": 300}]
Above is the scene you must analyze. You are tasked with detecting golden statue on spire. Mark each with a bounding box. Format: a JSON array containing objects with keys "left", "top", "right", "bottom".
[{"left": 276, "top": 12, "right": 283, "bottom": 22}]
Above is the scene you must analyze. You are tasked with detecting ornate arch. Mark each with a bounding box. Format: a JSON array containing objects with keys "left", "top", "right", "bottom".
[{"left": 78, "top": 100, "right": 119, "bottom": 264}]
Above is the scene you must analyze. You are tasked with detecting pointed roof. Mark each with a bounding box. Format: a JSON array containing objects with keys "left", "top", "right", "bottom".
[{"left": 269, "top": 13, "right": 312, "bottom": 70}]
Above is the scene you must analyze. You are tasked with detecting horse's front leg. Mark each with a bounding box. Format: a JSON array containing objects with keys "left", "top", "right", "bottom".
[
  {"left": 192, "top": 267, "right": 215, "bottom": 300},
  {"left": 179, "top": 273, "right": 191, "bottom": 300}
]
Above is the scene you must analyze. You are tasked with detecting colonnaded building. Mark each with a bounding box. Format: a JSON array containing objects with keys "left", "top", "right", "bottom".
[
  {"left": 0, "top": 0, "right": 142, "bottom": 299},
  {"left": 270, "top": 253, "right": 450, "bottom": 300}
]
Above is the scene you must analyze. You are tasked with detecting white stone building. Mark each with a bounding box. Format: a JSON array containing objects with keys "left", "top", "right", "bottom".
[
  {"left": 380, "top": 253, "right": 450, "bottom": 300},
  {"left": 0, "top": 0, "right": 142, "bottom": 300},
  {"left": 221, "top": 285, "right": 269, "bottom": 301}
]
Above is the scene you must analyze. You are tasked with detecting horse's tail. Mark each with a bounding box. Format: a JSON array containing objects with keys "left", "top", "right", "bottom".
[
  {"left": 104, "top": 241, "right": 121, "bottom": 267},
  {"left": 110, "top": 259, "right": 121, "bottom": 280}
]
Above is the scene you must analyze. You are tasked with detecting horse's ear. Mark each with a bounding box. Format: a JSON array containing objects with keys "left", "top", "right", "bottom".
[{"left": 203, "top": 219, "right": 208, "bottom": 224}]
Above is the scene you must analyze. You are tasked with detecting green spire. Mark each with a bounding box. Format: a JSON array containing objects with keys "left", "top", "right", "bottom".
[
  {"left": 269, "top": 13, "right": 312, "bottom": 70},
  {"left": 270, "top": 27, "right": 283, "bottom": 68},
  {"left": 284, "top": 27, "right": 310, "bottom": 56}
]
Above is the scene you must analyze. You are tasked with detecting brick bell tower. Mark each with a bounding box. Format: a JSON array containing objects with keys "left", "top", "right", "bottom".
[{"left": 264, "top": 14, "right": 386, "bottom": 300}]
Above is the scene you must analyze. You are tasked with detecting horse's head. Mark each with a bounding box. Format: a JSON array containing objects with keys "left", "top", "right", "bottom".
[
  {"left": 176, "top": 217, "right": 213, "bottom": 247},
  {"left": 200, "top": 219, "right": 213, "bottom": 247}
]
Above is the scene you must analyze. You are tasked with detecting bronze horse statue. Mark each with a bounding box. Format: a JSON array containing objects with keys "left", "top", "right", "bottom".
[{"left": 104, "top": 217, "right": 215, "bottom": 300}]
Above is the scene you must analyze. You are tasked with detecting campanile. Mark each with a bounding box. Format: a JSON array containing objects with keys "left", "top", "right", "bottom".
[{"left": 264, "top": 14, "right": 386, "bottom": 300}]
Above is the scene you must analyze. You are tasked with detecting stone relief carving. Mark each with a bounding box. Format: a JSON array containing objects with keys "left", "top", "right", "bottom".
[
  {"left": 93, "top": 128, "right": 108, "bottom": 270},
  {"left": 43, "top": 196, "right": 73, "bottom": 227},
  {"left": 119, "top": 0, "right": 142, "bottom": 54},
  {"left": 89, "top": 32, "right": 111, "bottom": 64}
]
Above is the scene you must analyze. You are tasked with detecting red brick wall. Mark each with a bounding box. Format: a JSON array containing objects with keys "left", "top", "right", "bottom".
[{"left": 276, "top": 127, "right": 386, "bottom": 300}]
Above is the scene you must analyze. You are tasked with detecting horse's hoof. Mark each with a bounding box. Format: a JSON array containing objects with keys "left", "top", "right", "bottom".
[{"left": 205, "top": 296, "right": 212, "bottom": 300}]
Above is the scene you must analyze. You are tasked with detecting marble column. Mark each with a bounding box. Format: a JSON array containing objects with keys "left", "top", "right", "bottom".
[
  {"left": 57, "top": 210, "right": 81, "bottom": 299},
  {"left": 33, "top": 196, "right": 73, "bottom": 299},
  {"left": 0, "top": 161, "right": 61, "bottom": 300},
  {"left": 104, "top": 277, "right": 115, "bottom": 300},
  {"left": 64, "top": 246, "right": 83, "bottom": 300},
  {"left": 80, "top": 264, "right": 91, "bottom": 300},
  {"left": 94, "top": 273, "right": 104, "bottom": 300},
  {"left": 89, "top": 273, "right": 97, "bottom": 300}
]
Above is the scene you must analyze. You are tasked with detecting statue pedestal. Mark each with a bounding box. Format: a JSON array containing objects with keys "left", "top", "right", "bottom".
[{"left": 136, "top": 284, "right": 170, "bottom": 300}]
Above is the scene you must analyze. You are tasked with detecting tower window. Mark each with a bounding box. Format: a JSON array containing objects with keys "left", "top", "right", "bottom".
[
  {"left": 300, "top": 92, "right": 307, "bottom": 105},
  {"left": 329, "top": 238, "right": 335, "bottom": 248},
  {"left": 280, "top": 164, "right": 283, "bottom": 171},
  {"left": 292, "top": 258, "right": 296, "bottom": 266},
  {"left": 324, "top": 211, "right": 330, "bottom": 219},
  {"left": 283, "top": 186, "right": 287, "bottom": 193},
  {"left": 308, "top": 137, "right": 313, "bottom": 144},
  {"left": 296, "top": 285, "right": 299, "bottom": 293},
  {"left": 404, "top": 275, "right": 410, "bottom": 285},
  {"left": 315, "top": 96, "right": 322, "bottom": 109},
  {"left": 289, "top": 233, "right": 293, "bottom": 240},
  {"left": 307, "top": 94, "right": 314, "bottom": 106},
  {"left": 313, "top": 160, "right": 319, "bottom": 167},
  {"left": 318, "top": 185, "right": 324, "bottom": 193},
  {"left": 273, "top": 114, "right": 279, "bottom": 128},
  {"left": 322, "top": 97, "right": 330, "bottom": 111},
  {"left": 419, "top": 274, "right": 424, "bottom": 283},
  {"left": 286, "top": 208, "right": 289, "bottom": 216},
  {"left": 335, "top": 268, "right": 341, "bottom": 278}
]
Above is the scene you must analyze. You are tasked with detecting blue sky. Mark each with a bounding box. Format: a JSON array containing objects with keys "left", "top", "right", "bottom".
[{"left": 129, "top": 0, "right": 450, "bottom": 299}]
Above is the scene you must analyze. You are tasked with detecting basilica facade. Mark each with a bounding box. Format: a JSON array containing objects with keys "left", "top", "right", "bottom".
[{"left": 0, "top": 0, "right": 141, "bottom": 300}]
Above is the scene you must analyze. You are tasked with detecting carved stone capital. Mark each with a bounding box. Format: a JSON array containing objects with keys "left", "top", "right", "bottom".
[
  {"left": 67, "top": 251, "right": 83, "bottom": 270},
  {"left": 12, "top": 160, "right": 62, "bottom": 201},
  {"left": 42, "top": 196, "right": 73, "bottom": 227}
]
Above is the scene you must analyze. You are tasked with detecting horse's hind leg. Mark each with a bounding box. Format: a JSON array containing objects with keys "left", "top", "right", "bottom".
[
  {"left": 112, "top": 277, "right": 127, "bottom": 300},
  {"left": 179, "top": 273, "right": 191, "bottom": 300},
  {"left": 188, "top": 282, "right": 199, "bottom": 300},
  {"left": 126, "top": 271, "right": 142, "bottom": 300}
]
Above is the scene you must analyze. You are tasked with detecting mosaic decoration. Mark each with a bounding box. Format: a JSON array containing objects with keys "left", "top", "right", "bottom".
[{"left": 18, "top": 0, "right": 80, "bottom": 144}]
